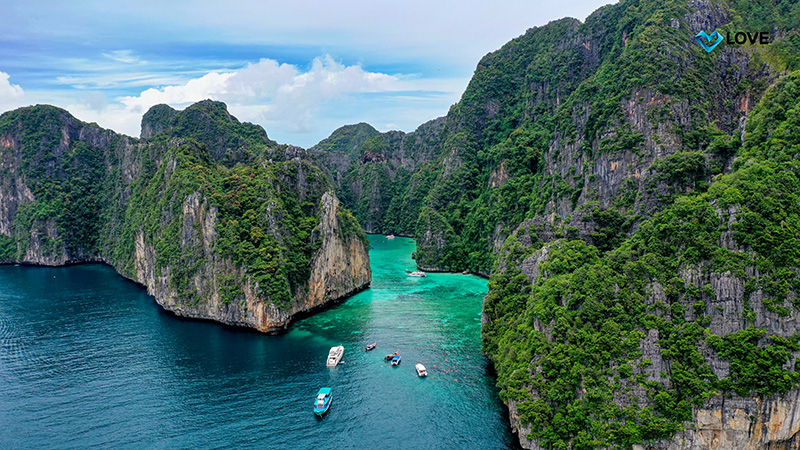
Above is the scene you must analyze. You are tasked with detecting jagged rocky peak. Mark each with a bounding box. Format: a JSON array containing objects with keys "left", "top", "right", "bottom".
[
  {"left": 140, "top": 103, "right": 177, "bottom": 139},
  {"left": 1, "top": 104, "right": 81, "bottom": 139},
  {"left": 139, "top": 99, "right": 276, "bottom": 166},
  {"left": 310, "top": 122, "right": 380, "bottom": 157},
  {"left": 178, "top": 99, "right": 238, "bottom": 127}
]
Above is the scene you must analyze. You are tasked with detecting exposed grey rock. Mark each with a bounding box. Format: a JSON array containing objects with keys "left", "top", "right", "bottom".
[
  {"left": 0, "top": 107, "right": 372, "bottom": 334},
  {"left": 131, "top": 191, "right": 371, "bottom": 333}
]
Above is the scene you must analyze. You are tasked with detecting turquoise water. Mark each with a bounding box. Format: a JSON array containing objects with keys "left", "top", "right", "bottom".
[{"left": 0, "top": 235, "right": 519, "bottom": 449}]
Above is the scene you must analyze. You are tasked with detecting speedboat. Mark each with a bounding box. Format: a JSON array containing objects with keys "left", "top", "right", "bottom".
[
  {"left": 391, "top": 355, "right": 401, "bottom": 366},
  {"left": 386, "top": 235, "right": 395, "bottom": 239},
  {"left": 365, "top": 342, "right": 376, "bottom": 351},
  {"left": 314, "top": 388, "right": 332, "bottom": 416},
  {"left": 326, "top": 345, "right": 344, "bottom": 366},
  {"left": 416, "top": 363, "right": 428, "bottom": 377},
  {"left": 405, "top": 269, "right": 427, "bottom": 277}
]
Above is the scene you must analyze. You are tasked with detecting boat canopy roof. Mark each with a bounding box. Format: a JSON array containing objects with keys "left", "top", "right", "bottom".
[
  {"left": 317, "top": 387, "right": 331, "bottom": 395},
  {"left": 392, "top": 355, "right": 401, "bottom": 360}
]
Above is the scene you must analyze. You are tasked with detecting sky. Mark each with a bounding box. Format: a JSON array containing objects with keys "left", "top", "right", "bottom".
[{"left": 0, "top": 0, "right": 613, "bottom": 148}]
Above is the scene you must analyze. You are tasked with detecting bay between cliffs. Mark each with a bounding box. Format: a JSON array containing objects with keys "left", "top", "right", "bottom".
[{"left": 0, "top": 234, "right": 519, "bottom": 449}]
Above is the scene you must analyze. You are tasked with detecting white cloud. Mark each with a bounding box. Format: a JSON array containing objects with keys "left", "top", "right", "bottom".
[
  {"left": 0, "top": 72, "right": 26, "bottom": 113},
  {"left": 119, "top": 71, "right": 235, "bottom": 114},
  {"left": 1, "top": 56, "right": 467, "bottom": 145},
  {"left": 102, "top": 55, "right": 421, "bottom": 139}
]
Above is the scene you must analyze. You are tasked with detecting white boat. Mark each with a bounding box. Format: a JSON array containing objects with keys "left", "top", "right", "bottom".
[
  {"left": 405, "top": 269, "right": 427, "bottom": 277},
  {"left": 386, "top": 235, "right": 395, "bottom": 239},
  {"left": 326, "top": 345, "right": 344, "bottom": 367},
  {"left": 416, "top": 363, "right": 428, "bottom": 377}
]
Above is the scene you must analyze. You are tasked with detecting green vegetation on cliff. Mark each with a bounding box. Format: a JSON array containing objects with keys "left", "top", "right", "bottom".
[
  {"left": 314, "top": 0, "right": 799, "bottom": 276},
  {"left": 0, "top": 101, "right": 365, "bottom": 314},
  {"left": 311, "top": 118, "right": 445, "bottom": 236},
  {"left": 482, "top": 70, "right": 800, "bottom": 449},
  {"left": 142, "top": 100, "right": 277, "bottom": 166},
  {"left": 0, "top": 106, "right": 109, "bottom": 258}
]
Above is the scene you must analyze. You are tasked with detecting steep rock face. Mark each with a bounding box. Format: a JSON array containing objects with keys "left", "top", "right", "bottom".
[
  {"left": 299, "top": 193, "right": 371, "bottom": 321},
  {"left": 497, "top": 237, "right": 800, "bottom": 450},
  {"left": 0, "top": 135, "right": 32, "bottom": 238},
  {"left": 484, "top": 68, "right": 800, "bottom": 449},
  {"left": 130, "top": 191, "right": 370, "bottom": 333},
  {"left": 509, "top": 388, "right": 800, "bottom": 450},
  {"left": 645, "top": 390, "right": 800, "bottom": 450},
  {"left": 311, "top": 117, "right": 445, "bottom": 236},
  {"left": 0, "top": 103, "right": 371, "bottom": 334}
]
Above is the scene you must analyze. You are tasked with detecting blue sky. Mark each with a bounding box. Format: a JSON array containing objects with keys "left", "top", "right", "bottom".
[{"left": 0, "top": 0, "right": 612, "bottom": 147}]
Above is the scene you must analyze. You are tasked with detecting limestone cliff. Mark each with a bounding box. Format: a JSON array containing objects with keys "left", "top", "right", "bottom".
[
  {"left": 494, "top": 234, "right": 800, "bottom": 450},
  {"left": 310, "top": 117, "right": 445, "bottom": 236},
  {"left": 483, "top": 66, "right": 800, "bottom": 449},
  {"left": 130, "top": 191, "right": 370, "bottom": 333},
  {"left": 0, "top": 102, "right": 371, "bottom": 333}
]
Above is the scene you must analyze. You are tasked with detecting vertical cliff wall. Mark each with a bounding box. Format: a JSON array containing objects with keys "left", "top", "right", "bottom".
[
  {"left": 483, "top": 69, "right": 800, "bottom": 449},
  {"left": 0, "top": 101, "right": 371, "bottom": 333},
  {"left": 309, "top": 118, "right": 445, "bottom": 236}
]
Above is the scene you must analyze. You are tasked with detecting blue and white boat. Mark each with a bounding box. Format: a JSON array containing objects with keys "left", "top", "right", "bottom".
[
  {"left": 391, "top": 355, "right": 401, "bottom": 366},
  {"left": 314, "top": 388, "right": 332, "bottom": 416}
]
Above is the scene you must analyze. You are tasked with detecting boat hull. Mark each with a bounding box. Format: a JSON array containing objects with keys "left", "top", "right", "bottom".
[{"left": 314, "top": 401, "right": 331, "bottom": 416}]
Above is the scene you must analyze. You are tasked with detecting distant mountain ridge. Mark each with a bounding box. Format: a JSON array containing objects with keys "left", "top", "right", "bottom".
[{"left": 309, "top": 117, "right": 445, "bottom": 234}]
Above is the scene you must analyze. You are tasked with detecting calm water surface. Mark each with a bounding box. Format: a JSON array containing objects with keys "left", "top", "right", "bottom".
[{"left": 0, "top": 235, "right": 519, "bottom": 449}]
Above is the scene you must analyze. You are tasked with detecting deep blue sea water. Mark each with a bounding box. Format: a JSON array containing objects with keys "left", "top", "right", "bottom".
[{"left": 0, "top": 235, "right": 519, "bottom": 449}]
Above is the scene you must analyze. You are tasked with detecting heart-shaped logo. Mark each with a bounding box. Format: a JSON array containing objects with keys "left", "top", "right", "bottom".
[{"left": 695, "top": 30, "right": 723, "bottom": 53}]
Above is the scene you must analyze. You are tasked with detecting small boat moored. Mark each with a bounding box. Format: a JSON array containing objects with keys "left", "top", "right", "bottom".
[
  {"left": 314, "top": 388, "right": 332, "bottom": 416},
  {"left": 365, "top": 342, "right": 376, "bottom": 352},
  {"left": 326, "top": 345, "right": 344, "bottom": 367},
  {"left": 386, "top": 234, "right": 395, "bottom": 239},
  {"left": 416, "top": 363, "right": 428, "bottom": 377},
  {"left": 385, "top": 350, "right": 399, "bottom": 361},
  {"left": 391, "top": 355, "right": 402, "bottom": 366}
]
